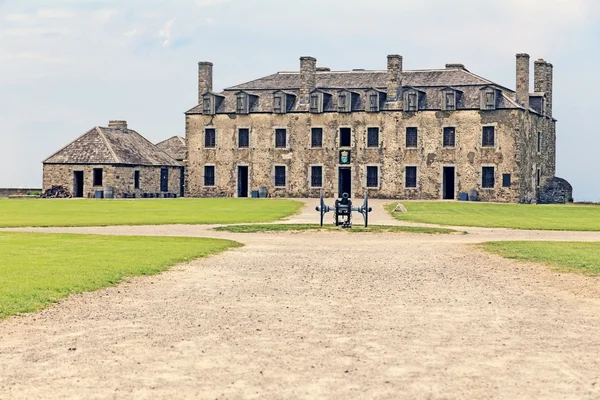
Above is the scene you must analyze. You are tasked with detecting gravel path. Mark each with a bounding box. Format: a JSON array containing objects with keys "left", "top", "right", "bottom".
[{"left": 1, "top": 200, "right": 600, "bottom": 399}]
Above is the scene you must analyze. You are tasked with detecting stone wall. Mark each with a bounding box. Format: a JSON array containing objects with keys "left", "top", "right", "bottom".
[
  {"left": 538, "top": 177, "right": 573, "bottom": 204},
  {"left": 43, "top": 164, "right": 182, "bottom": 198},
  {"left": 0, "top": 188, "right": 42, "bottom": 197},
  {"left": 186, "top": 108, "right": 555, "bottom": 202}
]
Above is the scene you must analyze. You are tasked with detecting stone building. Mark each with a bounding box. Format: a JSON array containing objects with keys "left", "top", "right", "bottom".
[
  {"left": 43, "top": 121, "right": 183, "bottom": 198},
  {"left": 156, "top": 136, "right": 187, "bottom": 197},
  {"left": 185, "top": 54, "right": 571, "bottom": 203}
]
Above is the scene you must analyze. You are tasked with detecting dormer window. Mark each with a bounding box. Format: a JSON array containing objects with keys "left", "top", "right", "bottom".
[
  {"left": 369, "top": 94, "right": 379, "bottom": 112},
  {"left": 236, "top": 93, "right": 249, "bottom": 114},
  {"left": 404, "top": 91, "right": 418, "bottom": 112},
  {"left": 338, "top": 93, "right": 348, "bottom": 112},
  {"left": 310, "top": 93, "right": 323, "bottom": 113},
  {"left": 481, "top": 88, "right": 497, "bottom": 110},
  {"left": 443, "top": 91, "right": 456, "bottom": 111},
  {"left": 273, "top": 94, "right": 285, "bottom": 114},
  {"left": 202, "top": 95, "right": 215, "bottom": 115}
]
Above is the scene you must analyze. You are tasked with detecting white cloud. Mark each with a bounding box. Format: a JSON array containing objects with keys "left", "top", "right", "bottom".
[{"left": 158, "top": 18, "right": 176, "bottom": 47}]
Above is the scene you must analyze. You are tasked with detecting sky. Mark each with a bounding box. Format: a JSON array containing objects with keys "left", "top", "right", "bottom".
[{"left": 0, "top": 0, "right": 599, "bottom": 200}]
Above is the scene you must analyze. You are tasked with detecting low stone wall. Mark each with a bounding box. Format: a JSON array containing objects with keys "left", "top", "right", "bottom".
[
  {"left": 0, "top": 188, "right": 42, "bottom": 198},
  {"left": 538, "top": 176, "right": 573, "bottom": 204}
]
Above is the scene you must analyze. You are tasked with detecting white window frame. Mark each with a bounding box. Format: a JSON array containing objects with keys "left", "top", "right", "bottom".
[
  {"left": 273, "top": 93, "right": 286, "bottom": 114},
  {"left": 481, "top": 164, "right": 496, "bottom": 190},
  {"left": 365, "top": 126, "right": 380, "bottom": 148},
  {"left": 310, "top": 126, "right": 324, "bottom": 148},
  {"left": 481, "top": 124, "right": 498, "bottom": 148},
  {"left": 237, "top": 127, "right": 251, "bottom": 149},
  {"left": 203, "top": 163, "right": 216, "bottom": 187},
  {"left": 338, "top": 126, "right": 353, "bottom": 148},
  {"left": 273, "top": 127, "right": 289, "bottom": 149},
  {"left": 405, "top": 126, "right": 419, "bottom": 149},
  {"left": 442, "top": 90, "right": 456, "bottom": 111},
  {"left": 204, "top": 126, "right": 217, "bottom": 149},
  {"left": 442, "top": 126, "right": 457, "bottom": 148},
  {"left": 404, "top": 165, "right": 418, "bottom": 189},
  {"left": 273, "top": 164, "right": 287, "bottom": 188},
  {"left": 308, "top": 164, "right": 324, "bottom": 189}
]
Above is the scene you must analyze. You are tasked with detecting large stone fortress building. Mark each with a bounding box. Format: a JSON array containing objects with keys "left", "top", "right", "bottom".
[{"left": 185, "top": 53, "right": 569, "bottom": 203}]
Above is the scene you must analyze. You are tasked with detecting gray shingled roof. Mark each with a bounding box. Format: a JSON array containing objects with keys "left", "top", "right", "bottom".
[
  {"left": 226, "top": 69, "right": 494, "bottom": 91},
  {"left": 156, "top": 136, "right": 187, "bottom": 161},
  {"left": 43, "top": 126, "right": 181, "bottom": 166}
]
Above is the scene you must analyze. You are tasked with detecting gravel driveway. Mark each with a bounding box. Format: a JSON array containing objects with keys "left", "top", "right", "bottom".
[{"left": 1, "top": 200, "right": 600, "bottom": 399}]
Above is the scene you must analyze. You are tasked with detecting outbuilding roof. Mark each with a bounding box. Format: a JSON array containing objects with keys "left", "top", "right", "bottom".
[
  {"left": 43, "top": 124, "right": 181, "bottom": 167},
  {"left": 156, "top": 136, "right": 187, "bottom": 161}
]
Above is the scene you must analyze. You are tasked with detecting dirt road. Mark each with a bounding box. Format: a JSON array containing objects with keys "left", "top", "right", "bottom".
[{"left": 1, "top": 200, "right": 600, "bottom": 399}]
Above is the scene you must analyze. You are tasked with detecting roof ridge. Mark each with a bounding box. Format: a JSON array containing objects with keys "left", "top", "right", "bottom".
[{"left": 96, "top": 126, "right": 121, "bottom": 163}]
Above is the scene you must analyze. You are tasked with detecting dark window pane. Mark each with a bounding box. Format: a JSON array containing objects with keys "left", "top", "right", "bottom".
[
  {"left": 537, "top": 132, "right": 542, "bottom": 153},
  {"left": 93, "top": 168, "right": 103, "bottom": 186},
  {"left": 537, "top": 169, "right": 541, "bottom": 187},
  {"left": 482, "top": 167, "right": 495, "bottom": 188},
  {"left": 134, "top": 170, "right": 140, "bottom": 189},
  {"left": 160, "top": 168, "right": 169, "bottom": 192},
  {"left": 366, "top": 166, "right": 378, "bottom": 188},
  {"left": 238, "top": 128, "right": 249, "bottom": 148},
  {"left": 367, "top": 127, "right": 379, "bottom": 148},
  {"left": 406, "top": 166, "right": 417, "bottom": 188},
  {"left": 275, "top": 129, "right": 287, "bottom": 148},
  {"left": 482, "top": 126, "right": 495, "bottom": 147},
  {"left": 274, "top": 166, "right": 286, "bottom": 186},
  {"left": 406, "top": 127, "right": 418, "bottom": 148},
  {"left": 311, "top": 128, "right": 323, "bottom": 148},
  {"left": 311, "top": 166, "right": 322, "bottom": 187},
  {"left": 205, "top": 128, "right": 216, "bottom": 148},
  {"left": 340, "top": 128, "right": 351, "bottom": 147},
  {"left": 204, "top": 166, "right": 215, "bottom": 186},
  {"left": 443, "top": 127, "right": 456, "bottom": 147},
  {"left": 502, "top": 173, "right": 511, "bottom": 188}
]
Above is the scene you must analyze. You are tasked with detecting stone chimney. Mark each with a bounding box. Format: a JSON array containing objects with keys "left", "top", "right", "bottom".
[
  {"left": 299, "top": 56, "right": 317, "bottom": 105},
  {"left": 108, "top": 120, "right": 127, "bottom": 130},
  {"left": 387, "top": 54, "right": 403, "bottom": 101},
  {"left": 198, "top": 61, "right": 213, "bottom": 104},
  {"left": 515, "top": 53, "right": 530, "bottom": 109},
  {"left": 534, "top": 59, "right": 553, "bottom": 117}
]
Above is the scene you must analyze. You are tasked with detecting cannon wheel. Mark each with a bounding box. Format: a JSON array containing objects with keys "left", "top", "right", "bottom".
[
  {"left": 364, "top": 191, "right": 369, "bottom": 228},
  {"left": 319, "top": 189, "right": 325, "bottom": 226}
]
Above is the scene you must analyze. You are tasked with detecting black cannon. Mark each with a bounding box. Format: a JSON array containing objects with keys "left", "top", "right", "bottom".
[{"left": 315, "top": 190, "right": 373, "bottom": 228}]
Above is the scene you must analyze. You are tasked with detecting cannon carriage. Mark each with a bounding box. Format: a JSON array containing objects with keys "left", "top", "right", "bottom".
[{"left": 315, "top": 190, "right": 372, "bottom": 228}]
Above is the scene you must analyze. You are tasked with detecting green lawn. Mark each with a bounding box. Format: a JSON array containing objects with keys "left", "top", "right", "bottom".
[
  {"left": 215, "top": 223, "right": 456, "bottom": 234},
  {"left": 0, "top": 233, "right": 241, "bottom": 318},
  {"left": 0, "top": 198, "right": 303, "bottom": 227},
  {"left": 386, "top": 202, "right": 600, "bottom": 231},
  {"left": 481, "top": 241, "right": 600, "bottom": 275}
]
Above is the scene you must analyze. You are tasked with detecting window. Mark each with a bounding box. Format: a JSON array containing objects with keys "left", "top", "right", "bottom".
[
  {"left": 482, "top": 89, "right": 496, "bottom": 110},
  {"left": 369, "top": 94, "right": 379, "bottom": 112},
  {"left": 274, "top": 166, "right": 286, "bottom": 187},
  {"left": 482, "top": 167, "right": 495, "bottom": 188},
  {"left": 502, "top": 173, "right": 511, "bottom": 188},
  {"left": 339, "top": 127, "right": 351, "bottom": 147},
  {"left": 366, "top": 166, "right": 378, "bottom": 188},
  {"left": 238, "top": 128, "right": 249, "bottom": 148},
  {"left": 204, "top": 165, "right": 215, "bottom": 186},
  {"left": 406, "top": 127, "right": 418, "bottom": 148},
  {"left": 311, "top": 128, "right": 323, "bottom": 148},
  {"left": 204, "top": 128, "right": 216, "bottom": 148},
  {"left": 93, "top": 168, "right": 103, "bottom": 186},
  {"left": 275, "top": 128, "right": 287, "bottom": 148},
  {"left": 537, "top": 169, "right": 541, "bottom": 187},
  {"left": 236, "top": 93, "right": 248, "bottom": 114},
  {"left": 202, "top": 96, "right": 213, "bottom": 114},
  {"left": 482, "top": 126, "right": 495, "bottom": 147},
  {"left": 405, "top": 166, "right": 417, "bottom": 188},
  {"left": 338, "top": 93, "right": 348, "bottom": 112},
  {"left": 273, "top": 95, "right": 285, "bottom": 114},
  {"left": 406, "top": 92, "right": 418, "bottom": 111},
  {"left": 443, "top": 91, "right": 456, "bottom": 111},
  {"left": 311, "top": 166, "right": 322, "bottom": 188},
  {"left": 537, "top": 132, "right": 542, "bottom": 153},
  {"left": 367, "top": 127, "right": 379, "bottom": 148},
  {"left": 134, "top": 170, "right": 140, "bottom": 189},
  {"left": 443, "top": 127, "right": 456, "bottom": 147},
  {"left": 310, "top": 93, "right": 322, "bottom": 113}
]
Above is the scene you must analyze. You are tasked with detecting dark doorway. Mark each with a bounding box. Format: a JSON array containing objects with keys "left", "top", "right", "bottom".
[
  {"left": 237, "top": 166, "right": 248, "bottom": 198},
  {"left": 338, "top": 167, "right": 351, "bottom": 198},
  {"left": 179, "top": 167, "right": 185, "bottom": 197},
  {"left": 73, "top": 171, "right": 84, "bottom": 198},
  {"left": 160, "top": 168, "right": 169, "bottom": 192},
  {"left": 442, "top": 166, "right": 455, "bottom": 200}
]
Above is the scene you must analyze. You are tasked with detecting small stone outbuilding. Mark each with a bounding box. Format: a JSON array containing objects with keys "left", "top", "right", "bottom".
[
  {"left": 43, "top": 121, "right": 183, "bottom": 198},
  {"left": 156, "top": 136, "right": 188, "bottom": 196}
]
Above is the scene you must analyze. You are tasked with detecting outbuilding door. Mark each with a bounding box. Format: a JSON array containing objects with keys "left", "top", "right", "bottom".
[
  {"left": 73, "top": 171, "right": 84, "bottom": 198},
  {"left": 237, "top": 166, "right": 248, "bottom": 198},
  {"left": 338, "top": 167, "right": 351, "bottom": 198},
  {"left": 442, "top": 167, "right": 455, "bottom": 200},
  {"left": 160, "top": 168, "right": 169, "bottom": 192}
]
